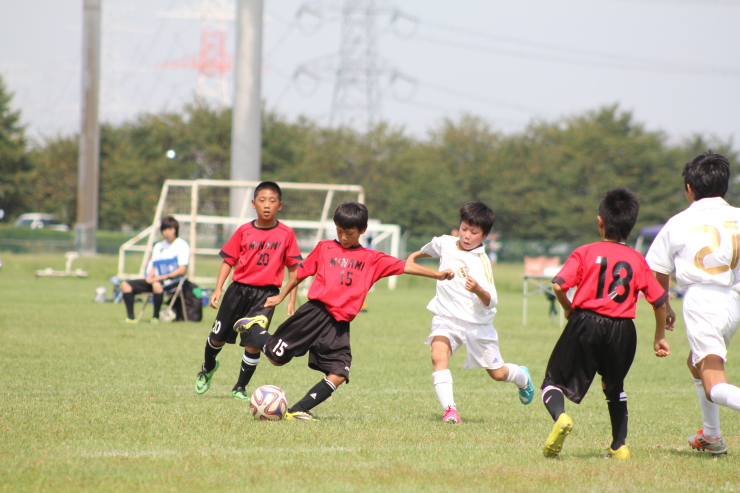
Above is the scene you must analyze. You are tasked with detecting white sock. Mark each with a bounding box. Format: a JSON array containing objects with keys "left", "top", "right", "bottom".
[
  {"left": 432, "top": 369, "right": 455, "bottom": 410},
  {"left": 694, "top": 378, "right": 721, "bottom": 438},
  {"left": 504, "top": 363, "right": 528, "bottom": 389},
  {"left": 710, "top": 382, "right": 740, "bottom": 412}
]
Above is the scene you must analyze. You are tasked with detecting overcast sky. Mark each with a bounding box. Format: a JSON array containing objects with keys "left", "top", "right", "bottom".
[{"left": 1, "top": 0, "right": 739, "bottom": 145}]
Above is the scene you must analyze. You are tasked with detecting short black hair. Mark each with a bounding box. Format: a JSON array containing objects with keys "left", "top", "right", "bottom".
[
  {"left": 254, "top": 181, "right": 282, "bottom": 201},
  {"left": 160, "top": 215, "right": 179, "bottom": 238},
  {"left": 459, "top": 201, "right": 495, "bottom": 237},
  {"left": 682, "top": 151, "right": 730, "bottom": 200},
  {"left": 598, "top": 188, "right": 640, "bottom": 242},
  {"left": 333, "top": 202, "right": 368, "bottom": 231}
]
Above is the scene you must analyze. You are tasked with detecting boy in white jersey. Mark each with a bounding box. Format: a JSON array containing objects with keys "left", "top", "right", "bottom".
[
  {"left": 407, "top": 202, "right": 534, "bottom": 424},
  {"left": 646, "top": 151, "right": 740, "bottom": 455}
]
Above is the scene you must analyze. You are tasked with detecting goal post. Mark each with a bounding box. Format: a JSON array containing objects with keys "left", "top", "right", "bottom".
[{"left": 117, "top": 179, "right": 402, "bottom": 289}]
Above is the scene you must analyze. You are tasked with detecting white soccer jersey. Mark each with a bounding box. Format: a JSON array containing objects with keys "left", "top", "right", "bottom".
[
  {"left": 147, "top": 237, "right": 190, "bottom": 286},
  {"left": 646, "top": 197, "right": 740, "bottom": 289},
  {"left": 421, "top": 235, "right": 497, "bottom": 324}
]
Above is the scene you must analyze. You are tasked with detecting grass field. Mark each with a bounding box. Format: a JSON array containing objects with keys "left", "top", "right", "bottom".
[{"left": 1, "top": 253, "right": 739, "bottom": 492}]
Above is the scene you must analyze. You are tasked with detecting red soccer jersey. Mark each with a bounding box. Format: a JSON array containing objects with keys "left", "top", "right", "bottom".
[
  {"left": 552, "top": 241, "right": 668, "bottom": 319},
  {"left": 219, "top": 221, "right": 303, "bottom": 287},
  {"left": 298, "top": 240, "right": 407, "bottom": 322}
]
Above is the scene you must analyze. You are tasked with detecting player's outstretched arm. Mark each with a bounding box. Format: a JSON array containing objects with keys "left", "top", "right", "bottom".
[
  {"left": 407, "top": 251, "right": 431, "bottom": 263},
  {"left": 653, "top": 303, "right": 670, "bottom": 357},
  {"left": 286, "top": 265, "right": 298, "bottom": 316},
  {"left": 209, "top": 261, "right": 233, "bottom": 309},
  {"left": 403, "top": 261, "right": 454, "bottom": 281},
  {"left": 653, "top": 271, "right": 675, "bottom": 331},
  {"left": 266, "top": 276, "right": 304, "bottom": 308}
]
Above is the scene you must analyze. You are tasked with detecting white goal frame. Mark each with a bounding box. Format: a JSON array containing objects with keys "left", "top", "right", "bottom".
[{"left": 117, "top": 179, "right": 402, "bottom": 289}]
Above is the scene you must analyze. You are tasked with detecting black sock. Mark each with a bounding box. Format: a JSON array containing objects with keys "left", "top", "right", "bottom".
[
  {"left": 543, "top": 387, "right": 566, "bottom": 421},
  {"left": 123, "top": 292, "right": 135, "bottom": 319},
  {"left": 289, "top": 378, "right": 337, "bottom": 413},
  {"left": 152, "top": 293, "right": 164, "bottom": 318},
  {"left": 248, "top": 325, "right": 271, "bottom": 351},
  {"left": 605, "top": 391, "right": 628, "bottom": 450},
  {"left": 203, "top": 337, "right": 223, "bottom": 372},
  {"left": 236, "top": 350, "right": 260, "bottom": 388}
]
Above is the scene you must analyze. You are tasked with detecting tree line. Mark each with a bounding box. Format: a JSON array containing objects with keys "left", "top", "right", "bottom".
[{"left": 1, "top": 75, "right": 737, "bottom": 246}]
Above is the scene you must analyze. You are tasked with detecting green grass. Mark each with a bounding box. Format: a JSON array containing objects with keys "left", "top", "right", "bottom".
[{"left": 1, "top": 254, "right": 739, "bottom": 492}]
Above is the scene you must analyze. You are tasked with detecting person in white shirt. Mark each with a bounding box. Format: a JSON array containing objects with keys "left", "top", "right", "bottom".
[
  {"left": 407, "top": 202, "right": 534, "bottom": 424},
  {"left": 646, "top": 151, "right": 740, "bottom": 455},
  {"left": 121, "top": 215, "right": 190, "bottom": 323}
]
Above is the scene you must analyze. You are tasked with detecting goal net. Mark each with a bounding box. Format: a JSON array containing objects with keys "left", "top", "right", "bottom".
[{"left": 117, "top": 179, "right": 402, "bottom": 289}]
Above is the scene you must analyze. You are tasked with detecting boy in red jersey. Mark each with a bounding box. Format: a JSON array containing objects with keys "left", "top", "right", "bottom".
[
  {"left": 194, "top": 182, "right": 303, "bottom": 400},
  {"left": 540, "top": 188, "right": 670, "bottom": 460},
  {"left": 237, "top": 202, "right": 454, "bottom": 420}
]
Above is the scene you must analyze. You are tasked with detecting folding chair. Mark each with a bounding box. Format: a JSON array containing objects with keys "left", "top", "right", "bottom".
[{"left": 136, "top": 276, "right": 188, "bottom": 322}]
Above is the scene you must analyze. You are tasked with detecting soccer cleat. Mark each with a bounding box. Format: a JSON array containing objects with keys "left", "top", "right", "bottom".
[
  {"left": 442, "top": 406, "right": 461, "bottom": 424},
  {"left": 604, "top": 445, "right": 631, "bottom": 460},
  {"left": 285, "top": 410, "right": 316, "bottom": 421},
  {"left": 518, "top": 366, "right": 535, "bottom": 405},
  {"left": 194, "top": 359, "right": 220, "bottom": 394},
  {"left": 150, "top": 318, "right": 160, "bottom": 324},
  {"left": 233, "top": 315, "right": 269, "bottom": 334},
  {"left": 688, "top": 429, "right": 728, "bottom": 455},
  {"left": 124, "top": 318, "right": 138, "bottom": 324},
  {"left": 543, "top": 413, "right": 574, "bottom": 458},
  {"left": 231, "top": 386, "right": 249, "bottom": 401}
]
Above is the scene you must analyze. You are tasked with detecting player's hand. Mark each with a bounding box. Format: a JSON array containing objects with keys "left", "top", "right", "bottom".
[
  {"left": 287, "top": 302, "right": 296, "bottom": 317},
  {"left": 265, "top": 295, "right": 283, "bottom": 308},
  {"left": 654, "top": 337, "right": 670, "bottom": 357},
  {"left": 563, "top": 307, "right": 573, "bottom": 320},
  {"left": 209, "top": 289, "right": 221, "bottom": 309},
  {"left": 665, "top": 304, "right": 676, "bottom": 331},
  {"left": 438, "top": 269, "right": 455, "bottom": 281},
  {"left": 464, "top": 275, "right": 480, "bottom": 293}
]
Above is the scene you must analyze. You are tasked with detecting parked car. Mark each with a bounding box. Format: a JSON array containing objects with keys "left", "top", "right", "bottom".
[{"left": 14, "top": 213, "right": 70, "bottom": 232}]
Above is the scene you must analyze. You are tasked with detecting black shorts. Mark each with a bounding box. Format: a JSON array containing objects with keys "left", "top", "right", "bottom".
[
  {"left": 265, "top": 300, "right": 352, "bottom": 382},
  {"left": 541, "top": 309, "right": 637, "bottom": 404},
  {"left": 126, "top": 278, "right": 180, "bottom": 294},
  {"left": 208, "top": 282, "right": 279, "bottom": 347}
]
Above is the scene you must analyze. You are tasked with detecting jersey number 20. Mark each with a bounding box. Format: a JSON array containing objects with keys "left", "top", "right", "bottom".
[{"left": 690, "top": 222, "right": 740, "bottom": 275}]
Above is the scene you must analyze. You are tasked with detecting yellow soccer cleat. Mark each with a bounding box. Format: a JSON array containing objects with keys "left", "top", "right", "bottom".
[
  {"left": 604, "top": 445, "right": 630, "bottom": 460},
  {"left": 543, "top": 413, "right": 573, "bottom": 458},
  {"left": 285, "top": 410, "right": 316, "bottom": 421}
]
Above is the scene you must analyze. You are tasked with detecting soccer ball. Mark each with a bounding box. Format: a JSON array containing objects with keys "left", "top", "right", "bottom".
[{"left": 249, "top": 385, "right": 288, "bottom": 421}]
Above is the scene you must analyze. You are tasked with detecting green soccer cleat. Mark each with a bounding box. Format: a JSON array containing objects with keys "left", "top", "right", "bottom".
[
  {"left": 604, "top": 445, "right": 631, "bottom": 460},
  {"left": 233, "top": 315, "right": 269, "bottom": 334},
  {"left": 150, "top": 318, "right": 160, "bottom": 324},
  {"left": 285, "top": 410, "right": 316, "bottom": 421},
  {"left": 124, "top": 318, "right": 138, "bottom": 324},
  {"left": 543, "top": 413, "right": 574, "bottom": 458},
  {"left": 519, "top": 366, "right": 535, "bottom": 405},
  {"left": 231, "top": 386, "right": 249, "bottom": 401},
  {"left": 195, "top": 359, "right": 220, "bottom": 394}
]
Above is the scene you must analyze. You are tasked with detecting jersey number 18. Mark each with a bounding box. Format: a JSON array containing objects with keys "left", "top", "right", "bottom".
[{"left": 595, "top": 257, "right": 632, "bottom": 304}]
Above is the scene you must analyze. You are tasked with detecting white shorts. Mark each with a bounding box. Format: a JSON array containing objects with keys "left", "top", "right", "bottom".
[
  {"left": 425, "top": 315, "right": 504, "bottom": 370},
  {"left": 683, "top": 284, "right": 740, "bottom": 366}
]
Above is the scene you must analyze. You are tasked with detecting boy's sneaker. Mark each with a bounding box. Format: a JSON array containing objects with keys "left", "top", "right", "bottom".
[
  {"left": 543, "top": 413, "right": 573, "bottom": 458},
  {"left": 194, "top": 359, "right": 220, "bottom": 394},
  {"left": 688, "top": 429, "right": 728, "bottom": 455},
  {"left": 231, "top": 386, "right": 249, "bottom": 401},
  {"left": 285, "top": 410, "right": 316, "bottom": 421},
  {"left": 442, "top": 406, "right": 461, "bottom": 424},
  {"left": 519, "top": 366, "right": 535, "bottom": 405},
  {"left": 233, "top": 315, "right": 269, "bottom": 333},
  {"left": 604, "top": 445, "right": 631, "bottom": 460},
  {"left": 124, "top": 318, "right": 137, "bottom": 324},
  {"left": 150, "top": 318, "right": 160, "bottom": 324}
]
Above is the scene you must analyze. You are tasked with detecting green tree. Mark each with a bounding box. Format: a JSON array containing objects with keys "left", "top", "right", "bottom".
[{"left": 0, "top": 75, "right": 31, "bottom": 219}]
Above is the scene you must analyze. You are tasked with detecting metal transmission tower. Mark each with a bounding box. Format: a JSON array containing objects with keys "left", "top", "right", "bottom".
[
  {"left": 158, "top": 0, "right": 235, "bottom": 106},
  {"left": 296, "top": 0, "right": 413, "bottom": 130}
]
